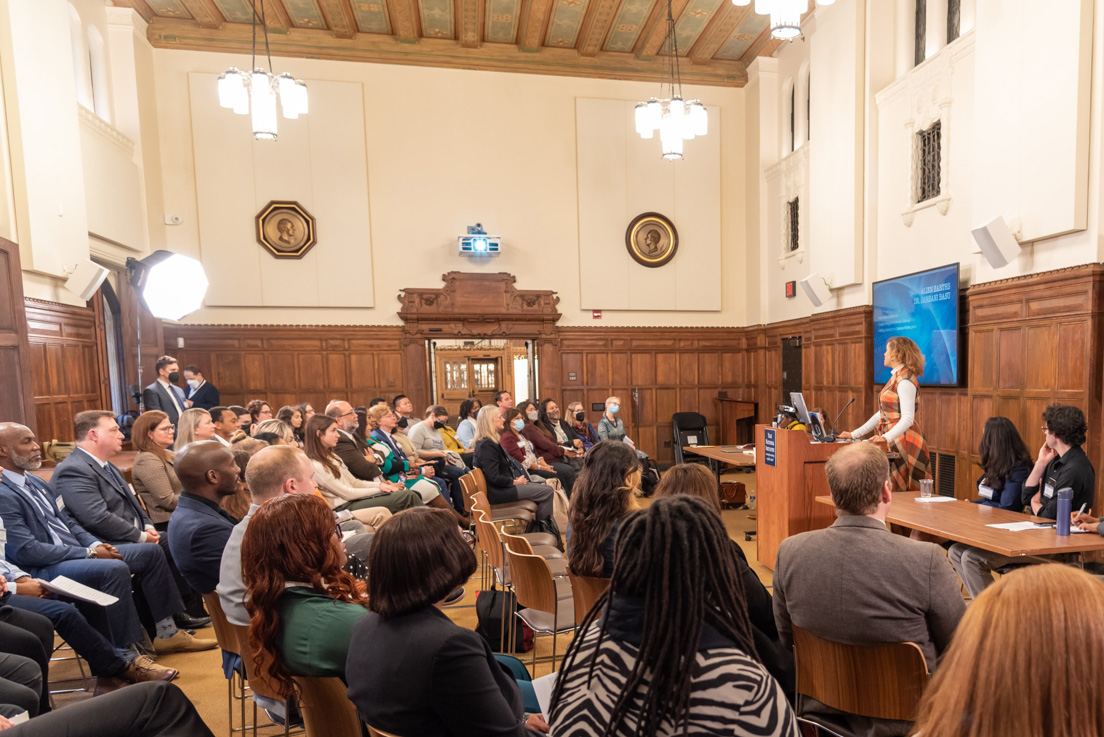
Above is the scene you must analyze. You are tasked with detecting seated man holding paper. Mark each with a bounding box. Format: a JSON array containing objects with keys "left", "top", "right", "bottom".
[
  {"left": 0, "top": 517, "right": 175, "bottom": 693},
  {"left": 0, "top": 422, "right": 210, "bottom": 666},
  {"left": 949, "top": 405, "right": 1095, "bottom": 598}
]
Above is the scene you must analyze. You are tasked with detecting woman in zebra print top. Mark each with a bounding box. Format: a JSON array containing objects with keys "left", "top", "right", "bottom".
[{"left": 550, "top": 497, "right": 798, "bottom": 737}]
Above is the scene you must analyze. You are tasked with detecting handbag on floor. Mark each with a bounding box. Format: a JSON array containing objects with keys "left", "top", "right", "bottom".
[{"left": 475, "top": 587, "right": 534, "bottom": 653}]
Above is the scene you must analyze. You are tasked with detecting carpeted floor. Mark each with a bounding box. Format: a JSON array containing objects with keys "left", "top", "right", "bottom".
[{"left": 46, "top": 469, "right": 766, "bottom": 735}]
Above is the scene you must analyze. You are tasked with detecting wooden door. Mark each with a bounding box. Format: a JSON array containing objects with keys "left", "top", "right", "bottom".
[
  {"left": 0, "top": 238, "right": 36, "bottom": 431},
  {"left": 435, "top": 354, "right": 472, "bottom": 418}
]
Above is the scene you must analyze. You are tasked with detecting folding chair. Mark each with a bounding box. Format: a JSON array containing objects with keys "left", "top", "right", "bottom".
[{"left": 672, "top": 412, "right": 714, "bottom": 470}]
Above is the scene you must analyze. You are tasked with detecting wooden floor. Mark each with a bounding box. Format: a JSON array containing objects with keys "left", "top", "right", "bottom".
[{"left": 46, "top": 470, "right": 767, "bottom": 734}]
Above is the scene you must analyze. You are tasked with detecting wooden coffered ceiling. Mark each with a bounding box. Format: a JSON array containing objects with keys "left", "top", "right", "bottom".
[{"left": 117, "top": 0, "right": 787, "bottom": 86}]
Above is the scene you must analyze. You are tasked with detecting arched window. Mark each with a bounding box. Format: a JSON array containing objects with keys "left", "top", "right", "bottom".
[
  {"left": 69, "top": 4, "right": 94, "bottom": 111},
  {"left": 789, "top": 83, "right": 796, "bottom": 152},
  {"left": 914, "top": 0, "right": 926, "bottom": 66},
  {"left": 947, "top": 0, "right": 960, "bottom": 43},
  {"left": 805, "top": 70, "right": 811, "bottom": 142},
  {"left": 87, "top": 26, "right": 111, "bottom": 122}
]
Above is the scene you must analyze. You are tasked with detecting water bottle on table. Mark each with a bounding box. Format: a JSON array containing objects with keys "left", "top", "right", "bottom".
[{"left": 1056, "top": 488, "right": 1074, "bottom": 536}]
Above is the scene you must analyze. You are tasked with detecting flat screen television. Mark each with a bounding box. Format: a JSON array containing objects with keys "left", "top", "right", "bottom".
[{"left": 872, "top": 263, "right": 960, "bottom": 387}]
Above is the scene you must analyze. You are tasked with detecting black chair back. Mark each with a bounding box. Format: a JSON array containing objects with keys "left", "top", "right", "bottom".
[{"left": 672, "top": 412, "right": 710, "bottom": 465}]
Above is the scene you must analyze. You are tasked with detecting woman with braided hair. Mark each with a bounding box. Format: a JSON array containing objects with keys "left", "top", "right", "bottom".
[{"left": 550, "top": 496, "right": 797, "bottom": 737}]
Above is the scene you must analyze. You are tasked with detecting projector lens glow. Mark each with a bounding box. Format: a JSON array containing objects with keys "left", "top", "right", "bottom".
[{"left": 473, "top": 238, "right": 488, "bottom": 252}]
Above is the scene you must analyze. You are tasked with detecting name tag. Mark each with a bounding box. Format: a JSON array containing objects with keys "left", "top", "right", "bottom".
[
  {"left": 1044, "top": 483, "right": 1056, "bottom": 499},
  {"left": 978, "top": 484, "right": 995, "bottom": 500},
  {"left": 56, "top": 495, "right": 66, "bottom": 511}
]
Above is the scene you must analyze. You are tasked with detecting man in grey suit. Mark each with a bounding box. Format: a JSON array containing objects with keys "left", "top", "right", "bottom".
[
  {"left": 142, "top": 355, "right": 187, "bottom": 426},
  {"left": 53, "top": 410, "right": 216, "bottom": 655},
  {"left": 773, "top": 442, "right": 964, "bottom": 737}
]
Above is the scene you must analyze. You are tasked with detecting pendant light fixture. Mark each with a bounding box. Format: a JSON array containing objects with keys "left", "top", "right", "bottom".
[
  {"left": 731, "top": 0, "right": 834, "bottom": 41},
  {"left": 633, "top": 0, "right": 708, "bottom": 160},
  {"left": 216, "top": 1, "right": 308, "bottom": 141}
]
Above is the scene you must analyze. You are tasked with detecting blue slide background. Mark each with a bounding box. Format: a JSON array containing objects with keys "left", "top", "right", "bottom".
[{"left": 873, "top": 263, "right": 959, "bottom": 386}]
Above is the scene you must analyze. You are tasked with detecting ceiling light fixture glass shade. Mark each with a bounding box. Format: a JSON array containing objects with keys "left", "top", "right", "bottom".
[
  {"left": 736, "top": 0, "right": 831, "bottom": 40},
  {"left": 215, "top": 2, "right": 308, "bottom": 140},
  {"left": 635, "top": 0, "right": 708, "bottom": 158}
]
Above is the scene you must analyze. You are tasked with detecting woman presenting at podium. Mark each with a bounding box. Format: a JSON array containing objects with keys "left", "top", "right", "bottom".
[{"left": 839, "top": 336, "right": 932, "bottom": 491}]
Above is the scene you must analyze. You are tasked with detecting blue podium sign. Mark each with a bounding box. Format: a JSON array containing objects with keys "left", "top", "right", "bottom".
[{"left": 764, "top": 429, "right": 776, "bottom": 467}]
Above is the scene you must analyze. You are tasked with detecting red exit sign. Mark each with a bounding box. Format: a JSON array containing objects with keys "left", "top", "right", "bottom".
[{"left": 785, "top": 281, "right": 797, "bottom": 298}]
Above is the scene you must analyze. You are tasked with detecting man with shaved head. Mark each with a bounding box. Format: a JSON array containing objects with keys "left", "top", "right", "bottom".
[
  {"left": 166, "top": 441, "right": 240, "bottom": 595},
  {"left": 0, "top": 422, "right": 180, "bottom": 685}
]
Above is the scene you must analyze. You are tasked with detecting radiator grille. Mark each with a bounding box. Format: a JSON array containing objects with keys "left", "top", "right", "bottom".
[{"left": 932, "top": 452, "right": 956, "bottom": 497}]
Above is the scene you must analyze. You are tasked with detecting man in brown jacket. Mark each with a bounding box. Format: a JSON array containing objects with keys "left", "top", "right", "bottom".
[{"left": 773, "top": 442, "right": 965, "bottom": 737}]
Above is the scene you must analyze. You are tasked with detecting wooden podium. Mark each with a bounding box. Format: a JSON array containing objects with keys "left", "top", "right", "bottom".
[
  {"left": 755, "top": 425, "right": 848, "bottom": 569},
  {"left": 714, "top": 398, "right": 758, "bottom": 445}
]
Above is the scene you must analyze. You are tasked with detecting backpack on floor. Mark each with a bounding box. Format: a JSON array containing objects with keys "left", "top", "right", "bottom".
[{"left": 475, "top": 588, "right": 534, "bottom": 653}]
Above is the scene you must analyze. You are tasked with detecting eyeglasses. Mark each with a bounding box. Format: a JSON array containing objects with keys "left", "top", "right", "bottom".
[
  {"left": 1042, "top": 425, "right": 1052, "bottom": 434},
  {"left": 339, "top": 411, "right": 356, "bottom": 419}
]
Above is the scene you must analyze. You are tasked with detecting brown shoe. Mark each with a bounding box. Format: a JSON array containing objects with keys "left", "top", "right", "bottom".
[
  {"left": 123, "top": 656, "right": 178, "bottom": 683},
  {"left": 153, "top": 629, "right": 218, "bottom": 654},
  {"left": 94, "top": 676, "right": 128, "bottom": 696}
]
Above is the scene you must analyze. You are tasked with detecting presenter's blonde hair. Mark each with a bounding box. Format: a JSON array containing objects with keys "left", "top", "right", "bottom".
[
  {"left": 911, "top": 564, "right": 1104, "bottom": 737},
  {"left": 887, "top": 336, "right": 925, "bottom": 377},
  {"left": 474, "top": 405, "right": 501, "bottom": 443}
]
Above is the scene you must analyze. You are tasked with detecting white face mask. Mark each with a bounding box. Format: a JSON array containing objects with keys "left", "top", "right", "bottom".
[
  {"left": 186, "top": 379, "right": 200, "bottom": 389},
  {"left": 527, "top": 411, "right": 539, "bottom": 422}
]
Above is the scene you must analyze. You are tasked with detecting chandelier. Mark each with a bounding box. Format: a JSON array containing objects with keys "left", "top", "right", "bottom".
[
  {"left": 634, "top": 0, "right": 707, "bottom": 160},
  {"left": 216, "top": 1, "right": 308, "bottom": 141},
  {"left": 732, "top": 0, "right": 834, "bottom": 41}
]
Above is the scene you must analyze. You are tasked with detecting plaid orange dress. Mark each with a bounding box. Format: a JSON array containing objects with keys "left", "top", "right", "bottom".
[{"left": 877, "top": 369, "right": 931, "bottom": 492}]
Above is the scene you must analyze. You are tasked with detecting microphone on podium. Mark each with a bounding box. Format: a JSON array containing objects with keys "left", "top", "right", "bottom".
[{"left": 823, "top": 398, "right": 855, "bottom": 442}]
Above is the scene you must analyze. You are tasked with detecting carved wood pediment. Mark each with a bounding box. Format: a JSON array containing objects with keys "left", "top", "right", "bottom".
[{"left": 398, "top": 272, "right": 561, "bottom": 338}]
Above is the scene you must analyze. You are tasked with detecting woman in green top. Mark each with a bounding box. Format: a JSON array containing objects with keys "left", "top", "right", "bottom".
[
  {"left": 365, "top": 404, "right": 449, "bottom": 503},
  {"left": 242, "top": 494, "right": 370, "bottom": 697}
]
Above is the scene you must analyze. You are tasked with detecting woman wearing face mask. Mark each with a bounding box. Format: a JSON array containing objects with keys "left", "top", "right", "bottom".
[
  {"left": 472, "top": 407, "right": 555, "bottom": 523},
  {"left": 455, "top": 399, "right": 482, "bottom": 451},
  {"left": 366, "top": 405, "right": 452, "bottom": 506},
  {"left": 597, "top": 396, "right": 650, "bottom": 463},
  {"left": 513, "top": 402, "right": 577, "bottom": 495},
  {"left": 566, "top": 402, "right": 599, "bottom": 451}
]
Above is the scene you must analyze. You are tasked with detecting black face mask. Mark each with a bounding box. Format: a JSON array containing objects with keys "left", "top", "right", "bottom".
[
  {"left": 397, "top": 417, "right": 409, "bottom": 429},
  {"left": 433, "top": 420, "right": 446, "bottom": 430},
  {"left": 167, "top": 371, "right": 180, "bottom": 383},
  {"left": 575, "top": 411, "right": 585, "bottom": 422}
]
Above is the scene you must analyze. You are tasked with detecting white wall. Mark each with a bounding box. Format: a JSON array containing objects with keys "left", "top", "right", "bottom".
[
  {"left": 153, "top": 50, "right": 748, "bottom": 326},
  {"left": 746, "top": 0, "right": 1104, "bottom": 325}
]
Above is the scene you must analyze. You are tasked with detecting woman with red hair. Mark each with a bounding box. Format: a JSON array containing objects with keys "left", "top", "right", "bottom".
[{"left": 242, "top": 494, "right": 369, "bottom": 697}]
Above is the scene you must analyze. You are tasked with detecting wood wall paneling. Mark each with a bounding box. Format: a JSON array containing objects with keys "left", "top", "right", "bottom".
[
  {"left": 24, "top": 299, "right": 110, "bottom": 442},
  {"left": 0, "top": 239, "right": 36, "bottom": 432}
]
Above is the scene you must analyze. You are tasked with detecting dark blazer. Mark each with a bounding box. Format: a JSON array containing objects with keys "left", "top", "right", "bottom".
[
  {"left": 520, "top": 426, "right": 566, "bottom": 463},
  {"left": 541, "top": 418, "right": 580, "bottom": 448},
  {"left": 55, "top": 448, "right": 152, "bottom": 544},
  {"left": 472, "top": 439, "right": 520, "bottom": 505},
  {"left": 142, "top": 381, "right": 187, "bottom": 425},
  {"left": 334, "top": 431, "right": 381, "bottom": 482},
  {"left": 973, "top": 464, "right": 1030, "bottom": 511},
  {"left": 166, "top": 493, "right": 236, "bottom": 594},
  {"left": 347, "top": 606, "right": 531, "bottom": 737},
  {"left": 0, "top": 473, "right": 99, "bottom": 568},
  {"left": 185, "top": 381, "right": 220, "bottom": 411}
]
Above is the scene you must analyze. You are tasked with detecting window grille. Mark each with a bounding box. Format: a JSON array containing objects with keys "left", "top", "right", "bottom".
[
  {"left": 790, "top": 86, "right": 796, "bottom": 152},
  {"left": 917, "top": 121, "right": 941, "bottom": 203},
  {"left": 787, "top": 198, "right": 800, "bottom": 252}
]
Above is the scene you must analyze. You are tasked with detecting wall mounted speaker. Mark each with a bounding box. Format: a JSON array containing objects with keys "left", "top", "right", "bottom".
[
  {"left": 64, "top": 261, "right": 109, "bottom": 302},
  {"left": 799, "top": 273, "right": 833, "bottom": 308},
  {"left": 971, "top": 216, "right": 1021, "bottom": 269}
]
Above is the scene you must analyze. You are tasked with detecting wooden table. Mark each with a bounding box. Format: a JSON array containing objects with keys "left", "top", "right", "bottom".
[
  {"left": 683, "top": 445, "right": 756, "bottom": 468},
  {"left": 815, "top": 492, "right": 1104, "bottom": 558}
]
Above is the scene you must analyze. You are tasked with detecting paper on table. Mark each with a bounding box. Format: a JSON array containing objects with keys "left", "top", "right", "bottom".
[
  {"left": 41, "top": 576, "right": 119, "bottom": 606},
  {"left": 531, "top": 671, "right": 558, "bottom": 720},
  {"left": 987, "top": 521, "right": 1057, "bottom": 532},
  {"left": 913, "top": 497, "right": 957, "bottom": 503}
]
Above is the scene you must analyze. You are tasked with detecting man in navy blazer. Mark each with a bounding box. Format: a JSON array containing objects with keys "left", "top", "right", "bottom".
[
  {"left": 142, "top": 355, "right": 187, "bottom": 426},
  {"left": 0, "top": 422, "right": 183, "bottom": 681},
  {"left": 182, "top": 365, "right": 220, "bottom": 411},
  {"left": 52, "top": 411, "right": 216, "bottom": 655},
  {"left": 166, "top": 442, "right": 239, "bottom": 594}
]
